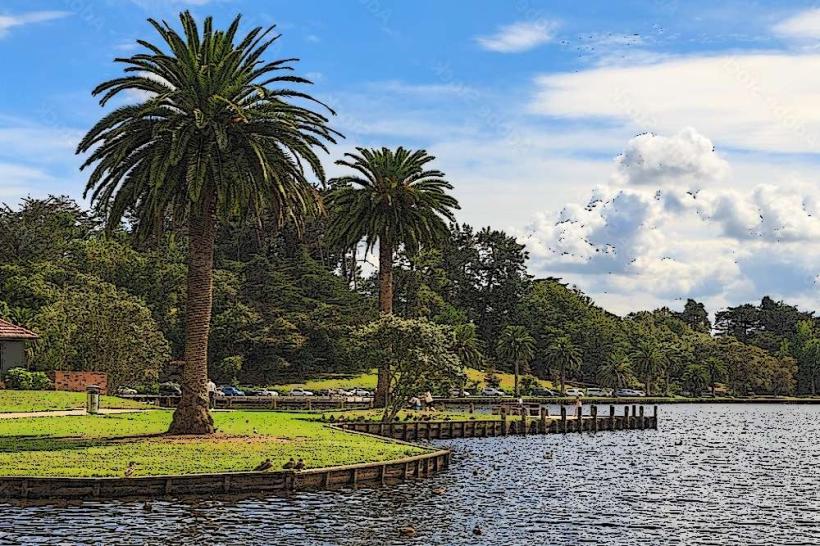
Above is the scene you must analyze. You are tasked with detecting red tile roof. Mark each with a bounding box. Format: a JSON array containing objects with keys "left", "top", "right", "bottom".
[{"left": 0, "top": 318, "right": 38, "bottom": 340}]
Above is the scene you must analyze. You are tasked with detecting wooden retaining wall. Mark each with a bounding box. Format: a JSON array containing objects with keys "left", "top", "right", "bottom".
[
  {"left": 335, "top": 405, "right": 659, "bottom": 440},
  {"left": 0, "top": 449, "right": 450, "bottom": 501}
]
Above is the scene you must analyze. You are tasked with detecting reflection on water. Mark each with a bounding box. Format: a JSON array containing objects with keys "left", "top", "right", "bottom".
[{"left": 2, "top": 404, "right": 820, "bottom": 545}]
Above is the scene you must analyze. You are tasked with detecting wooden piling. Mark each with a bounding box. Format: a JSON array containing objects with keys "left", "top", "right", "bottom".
[
  {"left": 576, "top": 406, "right": 583, "bottom": 432},
  {"left": 469, "top": 402, "right": 475, "bottom": 414},
  {"left": 500, "top": 408, "right": 508, "bottom": 436},
  {"left": 540, "top": 408, "right": 547, "bottom": 433},
  {"left": 609, "top": 405, "right": 615, "bottom": 430},
  {"left": 653, "top": 405, "right": 658, "bottom": 429},
  {"left": 560, "top": 406, "right": 567, "bottom": 433},
  {"left": 624, "top": 405, "right": 630, "bottom": 430},
  {"left": 639, "top": 406, "right": 645, "bottom": 429},
  {"left": 591, "top": 405, "right": 598, "bottom": 432},
  {"left": 521, "top": 408, "right": 527, "bottom": 436}
]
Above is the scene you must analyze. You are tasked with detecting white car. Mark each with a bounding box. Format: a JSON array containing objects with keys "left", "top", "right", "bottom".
[
  {"left": 481, "top": 387, "right": 506, "bottom": 397},
  {"left": 565, "top": 388, "right": 585, "bottom": 397},
  {"left": 585, "top": 388, "right": 613, "bottom": 397},
  {"left": 350, "top": 388, "right": 372, "bottom": 397},
  {"left": 335, "top": 389, "right": 354, "bottom": 396},
  {"left": 289, "top": 388, "right": 314, "bottom": 396}
]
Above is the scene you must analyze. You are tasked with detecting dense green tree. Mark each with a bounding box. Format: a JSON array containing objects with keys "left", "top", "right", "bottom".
[
  {"left": 682, "top": 363, "right": 709, "bottom": 395},
  {"left": 325, "top": 147, "right": 459, "bottom": 406},
  {"left": 496, "top": 325, "right": 535, "bottom": 397},
  {"left": 76, "top": 12, "right": 338, "bottom": 434},
  {"left": 546, "top": 335, "right": 581, "bottom": 394},
  {"left": 451, "top": 322, "right": 484, "bottom": 369},
  {"left": 354, "top": 315, "right": 461, "bottom": 421},
  {"left": 30, "top": 278, "right": 170, "bottom": 389},
  {"left": 704, "top": 356, "right": 727, "bottom": 397},
  {"left": 674, "top": 298, "right": 711, "bottom": 333},
  {"left": 596, "top": 353, "right": 635, "bottom": 390},
  {"left": 631, "top": 339, "right": 665, "bottom": 396}
]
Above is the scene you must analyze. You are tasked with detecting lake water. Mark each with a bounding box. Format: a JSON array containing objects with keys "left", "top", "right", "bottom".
[{"left": 2, "top": 404, "right": 820, "bottom": 545}]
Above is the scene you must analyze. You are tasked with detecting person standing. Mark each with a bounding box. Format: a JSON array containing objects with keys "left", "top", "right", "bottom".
[
  {"left": 207, "top": 380, "right": 217, "bottom": 409},
  {"left": 424, "top": 391, "right": 434, "bottom": 411}
]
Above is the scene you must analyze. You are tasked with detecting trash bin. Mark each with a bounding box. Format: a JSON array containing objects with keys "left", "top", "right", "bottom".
[{"left": 86, "top": 385, "right": 101, "bottom": 415}]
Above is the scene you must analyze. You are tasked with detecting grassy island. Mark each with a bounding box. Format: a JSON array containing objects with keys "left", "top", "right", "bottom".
[{"left": 0, "top": 410, "right": 424, "bottom": 478}]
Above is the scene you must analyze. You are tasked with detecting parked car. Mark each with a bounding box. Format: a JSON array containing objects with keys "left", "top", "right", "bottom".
[
  {"left": 565, "top": 387, "right": 585, "bottom": 397},
  {"left": 481, "top": 387, "right": 506, "bottom": 397},
  {"left": 289, "top": 388, "right": 314, "bottom": 396},
  {"left": 586, "top": 388, "right": 613, "bottom": 397},
  {"left": 350, "top": 388, "right": 372, "bottom": 397},
  {"left": 116, "top": 386, "right": 137, "bottom": 395},
  {"left": 159, "top": 382, "right": 182, "bottom": 396},
  {"left": 245, "top": 389, "right": 278, "bottom": 397},
  {"left": 614, "top": 388, "right": 645, "bottom": 397},
  {"left": 449, "top": 388, "right": 471, "bottom": 397},
  {"left": 220, "top": 386, "right": 246, "bottom": 397},
  {"left": 334, "top": 388, "right": 355, "bottom": 396},
  {"left": 530, "top": 387, "right": 560, "bottom": 397}
]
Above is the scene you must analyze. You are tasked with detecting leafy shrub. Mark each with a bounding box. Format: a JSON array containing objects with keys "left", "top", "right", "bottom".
[{"left": 3, "top": 368, "right": 53, "bottom": 390}]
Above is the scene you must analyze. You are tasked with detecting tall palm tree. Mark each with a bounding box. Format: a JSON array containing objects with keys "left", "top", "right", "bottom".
[
  {"left": 325, "top": 147, "right": 459, "bottom": 406},
  {"left": 546, "top": 336, "right": 581, "bottom": 394},
  {"left": 495, "top": 325, "right": 535, "bottom": 397},
  {"left": 631, "top": 340, "right": 665, "bottom": 396},
  {"left": 704, "top": 356, "right": 727, "bottom": 397},
  {"left": 452, "top": 322, "right": 484, "bottom": 370},
  {"left": 596, "top": 353, "right": 635, "bottom": 390},
  {"left": 77, "top": 12, "right": 339, "bottom": 434}
]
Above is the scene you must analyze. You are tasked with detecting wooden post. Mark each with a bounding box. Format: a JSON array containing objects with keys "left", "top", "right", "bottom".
[
  {"left": 540, "top": 408, "right": 547, "bottom": 434},
  {"left": 521, "top": 408, "right": 527, "bottom": 436},
  {"left": 449, "top": 420, "right": 455, "bottom": 438},
  {"left": 591, "top": 405, "right": 598, "bottom": 432},
  {"left": 501, "top": 408, "right": 508, "bottom": 436},
  {"left": 560, "top": 406, "right": 567, "bottom": 433},
  {"left": 576, "top": 406, "right": 583, "bottom": 432},
  {"left": 639, "top": 406, "right": 645, "bottom": 429},
  {"left": 609, "top": 405, "right": 615, "bottom": 430},
  {"left": 415, "top": 421, "right": 420, "bottom": 440},
  {"left": 631, "top": 405, "right": 637, "bottom": 427},
  {"left": 402, "top": 422, "right": 408, "bottom": 440},
  {"left": 653, "top": 405, "right": 658, "bottom": 429},
  {"left": 351, "top": 468, "right": 358, "bottom": 490},
  {"left": 469, "top": 402, "right": 475, "bottom": 414},
  {"left": 624, "top": 405, "right": 630, "bottom": 429}
]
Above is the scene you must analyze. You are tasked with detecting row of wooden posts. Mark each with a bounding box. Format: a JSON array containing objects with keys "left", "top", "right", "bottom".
[{"left": 336, "top": 405, "right": 658, "bottom": 441}]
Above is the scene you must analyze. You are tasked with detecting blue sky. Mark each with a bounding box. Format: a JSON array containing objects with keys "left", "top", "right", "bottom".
[{"left": 4, "top": 0, "right": 820, "bottom": 315}]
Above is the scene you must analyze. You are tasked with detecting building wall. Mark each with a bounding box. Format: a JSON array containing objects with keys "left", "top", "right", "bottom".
[
  {"left": 0, "top": 341, "right": 27, "bottom": 374},
  {"left": 49, "top": 371, "right": 108, "bottom": 395}
]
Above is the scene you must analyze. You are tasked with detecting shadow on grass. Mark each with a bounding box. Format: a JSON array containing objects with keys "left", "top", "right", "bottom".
[{"left": 0, "top": 433, "right": 167, "bottom": 454}]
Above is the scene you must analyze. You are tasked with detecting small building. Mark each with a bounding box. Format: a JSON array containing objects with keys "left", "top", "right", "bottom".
[{"left": 0, "top": 318, "right": 38, "bottom": 375}]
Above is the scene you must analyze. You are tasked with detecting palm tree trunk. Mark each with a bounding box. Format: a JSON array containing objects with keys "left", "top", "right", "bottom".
[
  {"left": 168, "top": 201, "right": 217, "bottom": 435},
  {"left": 374, "top": 237, "right": 393, "bottom": 408},
  {"left": 560, "top": 364, "right": 565, "bottom": 394},
  {"left": 514, "top": 360, "right": 520, "bottom": 398}
]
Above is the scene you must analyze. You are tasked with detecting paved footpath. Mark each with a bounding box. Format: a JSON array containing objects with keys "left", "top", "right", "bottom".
[{"left": 0, "top": 408, "right": 148, "bottom": 419}]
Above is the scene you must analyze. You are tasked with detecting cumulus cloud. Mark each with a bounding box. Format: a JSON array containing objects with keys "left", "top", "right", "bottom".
[
  {"left": 520, "top": 129, "right": 820, "bottom": 312},
  {"left": 614, "top": 128, "right": 729, "bottom": 187},
  {"left": 0, "top": 11, "right": 69, "bottom": 37},
  {"left": 476, "top": 20, "right": 557, "bottom": 53}
]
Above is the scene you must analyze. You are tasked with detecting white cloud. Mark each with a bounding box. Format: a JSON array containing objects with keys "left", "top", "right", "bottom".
[
  {"left": 773, "top": 8, "right": 820, "bottom": 40},
  {"left": 614, "top": 128, "right": 729, "bottom": 187},
  {"left": 0, "top": 11, "right": 69, "bottom": 37},
  {"left": 530, "top": 53, "right": 820, "bottom": 153},
  {"left": 518, "top": 129, "right": 820, "bottom": 314},
  {"left": 476, "top": 20, "right": 557, "bottom": 53}
]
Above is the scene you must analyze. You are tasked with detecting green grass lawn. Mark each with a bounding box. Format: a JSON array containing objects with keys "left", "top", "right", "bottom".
[
  {"left": 0, "top": 390, "right": 152, "bottom": 413},
  {"left": 0, "top": 410, "right": 424, "bottom": 478}
]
